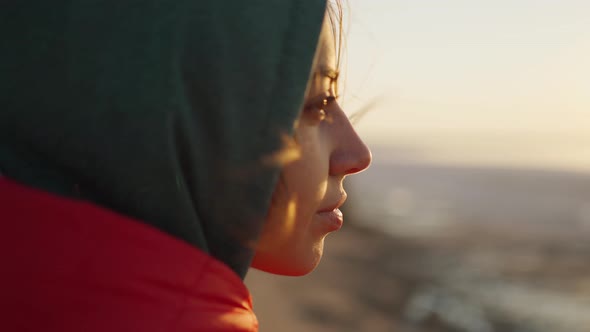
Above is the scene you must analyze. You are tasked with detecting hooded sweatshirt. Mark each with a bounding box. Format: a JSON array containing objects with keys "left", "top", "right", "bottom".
[{"left": 0, "top": 0, "right": 326, "bottom": 330}]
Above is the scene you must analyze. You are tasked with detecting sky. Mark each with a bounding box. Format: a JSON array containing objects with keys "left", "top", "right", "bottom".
[{"left": 340, "top": 0, "right": 590, "bottom": 172}]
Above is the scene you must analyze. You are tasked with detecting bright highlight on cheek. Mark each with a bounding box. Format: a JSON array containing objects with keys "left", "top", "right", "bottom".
[
  {"left": 283, "top": 196, "right": 298, "bottom": 236},
  {"left": 256, "top": 195, "right": 299, "bottom": 252},
  {"left": 262, "top": 133, "right": 302, "bottom": 167}
]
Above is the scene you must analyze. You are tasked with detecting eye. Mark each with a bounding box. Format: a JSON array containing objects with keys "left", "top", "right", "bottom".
[{"left": 303, "top": 94, "right": 337, "bottom": 123}]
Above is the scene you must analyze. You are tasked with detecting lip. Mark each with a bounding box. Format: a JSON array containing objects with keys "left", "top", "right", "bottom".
[
  {"left": 316, "top": 193, "right": 347, "bottom": 231},
  {"left": 316, "top": 208, "right": 344, "bottom": 231}
]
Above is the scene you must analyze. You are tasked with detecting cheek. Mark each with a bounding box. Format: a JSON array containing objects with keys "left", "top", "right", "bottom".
[
  {"left": 283, "top": 127, "right": 333, "bottom": 227},
  {"left": 290, "top": 127, "right": 331, "bottom": 200},
  {"left": 271, "top": 127, "right": 330, "bottom": 225},
  {"left": 251, "top": 128, "right": 332, "bottom": 275},
  {"left": 251, "top": 188, "right": 325, "bottom": 276},
  {"left": 256, "top": 159, "right": 325, "bottom": 252}
]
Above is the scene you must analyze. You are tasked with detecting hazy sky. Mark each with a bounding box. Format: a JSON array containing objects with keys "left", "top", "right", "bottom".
[{"left": 341, "top": 0, "right": 590, "bottom": 172}]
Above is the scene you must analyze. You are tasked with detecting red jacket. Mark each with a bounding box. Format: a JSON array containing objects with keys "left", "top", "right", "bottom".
[{"left": 0, "top": 178, "right": 258, "bottom": 331}]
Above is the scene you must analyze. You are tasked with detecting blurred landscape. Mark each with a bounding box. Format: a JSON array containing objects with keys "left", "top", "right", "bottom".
[
  {"left": 247, "top": 1, "right": 590, "bottom": 329},
  {"left": 246, "top": 146, "right": 590, "bottom": 332}
]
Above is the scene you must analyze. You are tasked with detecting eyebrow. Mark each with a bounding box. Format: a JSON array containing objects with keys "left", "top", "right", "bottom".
[{"left": 317, "top": 66, "right": 339, "bottom": 81}]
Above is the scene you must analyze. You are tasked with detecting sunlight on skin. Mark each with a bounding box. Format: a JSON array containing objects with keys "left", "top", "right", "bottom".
[
  {"left": 255, "top": 174, "right": 328, "bottom": 252},
  {"left": 262, "top": 133, "right": 302, "bottom": 167},
  {"left": 254, "top": 195, "right": 298, "bottom": 252},
  {"left": 283, "top": 196, "right": 298, "bottom": 239}
]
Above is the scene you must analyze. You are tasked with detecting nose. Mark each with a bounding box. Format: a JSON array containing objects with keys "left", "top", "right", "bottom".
[{"left": 328, "top": 108, "right": 372, "bottom": 177}]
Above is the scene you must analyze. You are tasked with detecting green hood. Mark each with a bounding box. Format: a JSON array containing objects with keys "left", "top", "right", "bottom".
[{"left": 0, "top": 1, "right": 326, "bottom": 278}]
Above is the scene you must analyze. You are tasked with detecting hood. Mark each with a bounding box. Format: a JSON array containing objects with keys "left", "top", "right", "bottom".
[{"left": 0, "top": 0, "right": 326, "bottom": 278}]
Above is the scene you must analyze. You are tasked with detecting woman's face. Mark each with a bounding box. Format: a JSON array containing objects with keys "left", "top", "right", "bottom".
[{"left": 251, "top": 17, "right": 372, "bottom": 276}]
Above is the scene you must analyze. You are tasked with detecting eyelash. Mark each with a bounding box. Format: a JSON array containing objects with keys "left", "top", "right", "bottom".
[{"left": 304, "top": 95, "right": 337, "bottom": 122}]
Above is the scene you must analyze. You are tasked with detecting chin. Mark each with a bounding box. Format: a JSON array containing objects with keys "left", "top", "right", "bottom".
[{"left": 251, "top": 240, "right": 325, "bottom": 276}]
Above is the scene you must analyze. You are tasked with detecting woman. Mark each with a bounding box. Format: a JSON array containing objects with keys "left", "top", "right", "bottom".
[{"left": 0, "top": 0, "right": 370, "bottom": 330}]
